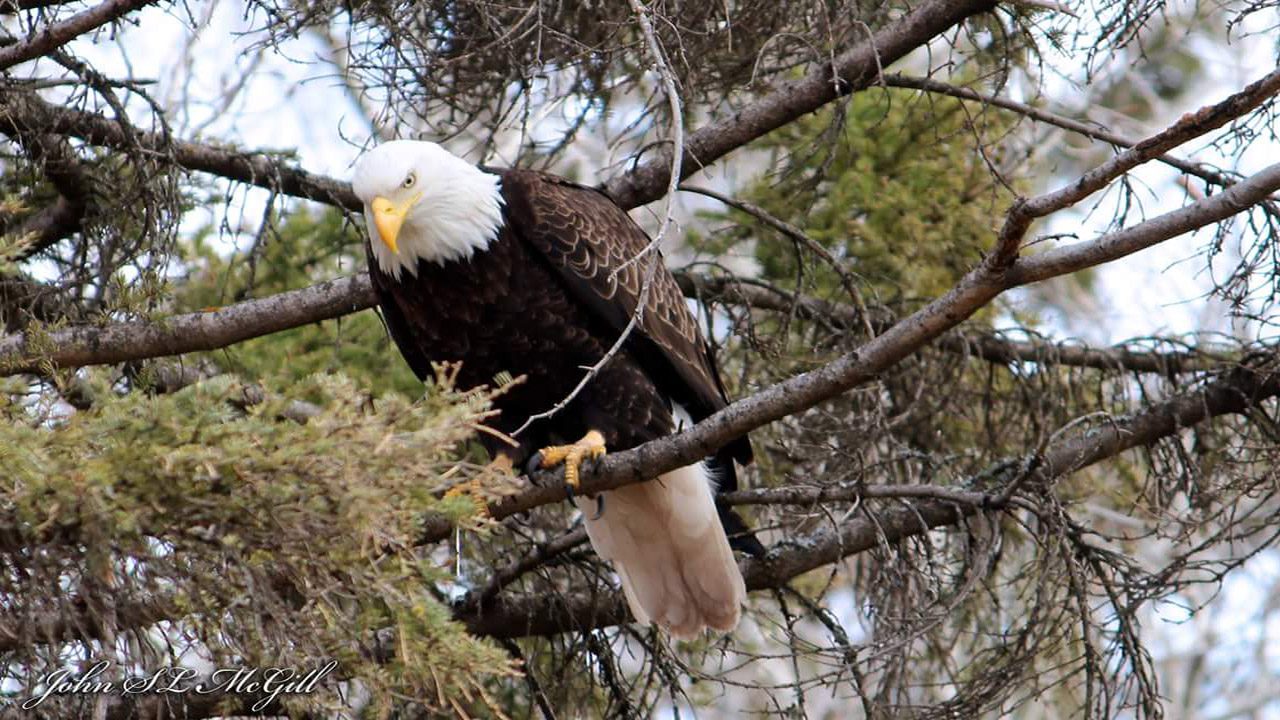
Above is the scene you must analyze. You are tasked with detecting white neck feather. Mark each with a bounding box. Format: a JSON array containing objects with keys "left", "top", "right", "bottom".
[{"left": 368, "top": 161, "right": 506, "bottom": 280}]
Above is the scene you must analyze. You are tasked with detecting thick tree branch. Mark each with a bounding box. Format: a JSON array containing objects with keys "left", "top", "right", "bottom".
[
  {"left": 0, "top": 88, "right": 361, "bottom": 210},
  {"left": 0, "top": 267, "right": 1238, "bottom": 379},
  {"left": 461, "top": 356, "right": 1280, "bottom": 638},
  {"left": 10, "top": 354, "right": 1277, "bottom": 648},
  {"left": 0, "top": 274, "right": 375, "bottom": 374},
  {"left": 994, "top": 65, "right": 1280, "bottom": 261},
  {"left": 420, "top": 158, "right": 1280, "bottom": 545},
  {"left": 1008, "top": 163, "right": 1280, "bottom": 284},
  {"left": 600, "top": 0, "right": 998, "bottom": 209},
  {"left": 0, "top": 0, "right": 158, "bottom": 70}
]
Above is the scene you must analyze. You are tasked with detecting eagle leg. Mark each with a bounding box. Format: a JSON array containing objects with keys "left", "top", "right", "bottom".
[
  {"left": 534, "top": 430, "right": 607, "bottom": 500},
  {"left": 442, "top": 454, "right": 515, "bottom": 516}
]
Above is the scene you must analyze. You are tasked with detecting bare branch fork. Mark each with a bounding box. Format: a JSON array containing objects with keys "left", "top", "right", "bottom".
[
  {"left": 881, "top": 73, "right": 1280, "bottom": 203},
  {"left": 442, "top": 159, "right": 1280, "bottom": 546},
  {"left": 0, "top": 0, "right": 159, "bottom": 70},
  {"left": 0, "top": 269, "right": 1235, "bottom": 378},
  {"left": 16, "top": 351, "right": 1279, "bottom": 644},
  {"left": 0, "top": 0, "right": 997, "bottom": 220},
  {"left": 993, "top": 65, "right": 1280, "bottom": 260},
  {"left": 463, "top": 352, "right": 1280, "bottom": 637}
]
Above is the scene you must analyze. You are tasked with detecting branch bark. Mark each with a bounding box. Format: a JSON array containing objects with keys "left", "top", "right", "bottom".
[
  {"left": 0, "top": 0, "right": 157, "bottom": 70},
  {"left": 0, "top": 274, "right": 375, "bottom": 374},
  {"left": 0, "top": 88, "right": 361, "bottom": 210},
  {"left": 599, "top": 0, "right": 998, "bottom": 209},
  {"left": 460, "top": 355, "right": 1280, "bottom": 638},
  {"left": 881, "top": 73, "right": 1279, "bottom": 202},
  {"left": 0, "top": 268, "right": 1234, "bottom": 378},
  {"left": 420, "top": 158, "right": 1280, "bottom": 545},
  {"left": 1, "top": 117, "right": 94, "bottom": 257}
]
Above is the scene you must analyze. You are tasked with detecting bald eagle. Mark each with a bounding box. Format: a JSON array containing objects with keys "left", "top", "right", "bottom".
[{"left": 351, "top": 141, "right": 757, "bottom": 637}]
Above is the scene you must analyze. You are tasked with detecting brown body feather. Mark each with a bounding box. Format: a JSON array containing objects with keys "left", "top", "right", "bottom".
[
  {"left": 369, "top": 168, "right": 751, "bottom": 468},
  {"left": 367, "top": 167, "right": 759, "bottom": 636}
]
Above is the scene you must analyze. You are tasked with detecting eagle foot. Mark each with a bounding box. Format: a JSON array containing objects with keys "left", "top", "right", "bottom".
[
  {"left": 442, "top": 456, "right": 513, "bottom": 518},
  {"left": 442, "top": 477, "right": 489, "bottom": 517},
  {"left": 533, "top": 430, "right": 607, "bottom": 501}
]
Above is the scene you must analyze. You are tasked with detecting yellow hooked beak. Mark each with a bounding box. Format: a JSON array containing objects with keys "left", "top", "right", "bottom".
[{"left": 369, "top": 193, "right": 422, "bottom": 254}]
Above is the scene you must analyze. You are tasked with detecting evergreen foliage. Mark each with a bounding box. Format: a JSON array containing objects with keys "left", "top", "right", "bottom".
[
  {"left": 2, "top": 1, "right": 1278, "bottom": 717},
  {"left": 176, "top": 208, "right": 420, "bottom": 397},
  {"left": 1, "top": 367, "right": 521, "bottom": 715},
  {"left": 694, "top": 88, "right": 1014, "bottom": 304}
]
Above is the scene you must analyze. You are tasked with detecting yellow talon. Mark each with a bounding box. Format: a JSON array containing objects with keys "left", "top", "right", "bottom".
[
  {"left": 442, "top": 455, "right": 515, "bottom": 518},
  {"left": 443, "top": 477, "right": 488, "bottom": 516},
  {"left": 538, "top": 430, "right": 607, "bottom": 492}
]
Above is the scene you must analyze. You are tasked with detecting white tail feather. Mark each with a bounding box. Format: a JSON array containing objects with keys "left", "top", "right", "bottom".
[{"left": 575, "top": 461, "right": 745, "bottom": 638}]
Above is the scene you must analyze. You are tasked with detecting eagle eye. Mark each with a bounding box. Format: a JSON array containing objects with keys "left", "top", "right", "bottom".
[{"left": 402, "top": 172, "right": 417, "bottom": 189}]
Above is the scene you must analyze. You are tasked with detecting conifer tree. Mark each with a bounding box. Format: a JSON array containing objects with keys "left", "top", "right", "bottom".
[{"left": 2, "top": 1, "right": 1280, "bottom": 717}]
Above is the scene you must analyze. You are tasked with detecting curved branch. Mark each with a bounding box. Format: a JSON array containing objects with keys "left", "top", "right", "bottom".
[
  {"left": 0, "top": 274, "right": 375, "bottom": 374},
  {"left": 0, "top": 0, "right": 157, "bottom": 70},
  {"left": 461, "top": 356, "right": 1280, "bottom": 638},
  {"left": 882, "top": 73, "right": 1279, "bottom": 202},
  {"left": 425, "top": 159, "right": 1280, "bottom": 545},
  {"left": 0, "top": 88, "right": 361, "bottom": 210},
  {"left": 599, "top": 0, "right": 998, "bottom": 209}
]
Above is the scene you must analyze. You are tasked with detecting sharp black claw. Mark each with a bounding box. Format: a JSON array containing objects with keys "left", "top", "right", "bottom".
[
  {"left": 563, "top": 482, "right": 576, "bottom": 503},
  {"left": 525, "top": 452, "right": 545, "bottom": 478},
  {"left": 590, "top": 494, "right": 605, "bottom": 520}
]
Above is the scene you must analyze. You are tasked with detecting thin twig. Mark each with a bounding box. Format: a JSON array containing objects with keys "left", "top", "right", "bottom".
[
  {"left": 0, "top": 0, "right": 158, "bottom": 70},
  {"left": 509, "top": 0, "right": 685, "bottom": 438},
  {"left": 883, "top": 72, "right": 1280, "bottom": 204}
]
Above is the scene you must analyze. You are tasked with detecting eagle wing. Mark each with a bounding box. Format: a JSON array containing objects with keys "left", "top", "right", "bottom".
[{"left": 498, "top": 168, "right": 751, "bottom": 465}]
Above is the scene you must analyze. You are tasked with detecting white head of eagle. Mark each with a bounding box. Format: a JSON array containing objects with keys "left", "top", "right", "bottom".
[{"left": 351, "top": 140, "right": 505, "bottom": 279}]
